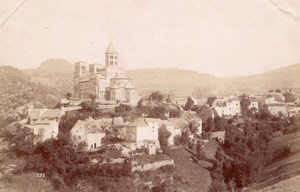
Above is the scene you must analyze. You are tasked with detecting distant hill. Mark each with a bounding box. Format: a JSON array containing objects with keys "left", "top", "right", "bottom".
[
  {"left": 127, "top": 68, "right": 232, "bottom": 97},
  {"left": 23, "top": 59, "right": 74, "bottom": 94},
  {"left": 227, "top": 63, "right": 300, "bottom": 94},
  {"left": 21, "top": 60, "right": 300, "bottom": 98},
  {"left": 128, "top": 64, "right": 300, "bottom": 97},
  {"left": 0, "top": 66, "right": 64, "bottom": 127},
  {"left": 24, "top": 59, "right": 74, "bottom": 76}
]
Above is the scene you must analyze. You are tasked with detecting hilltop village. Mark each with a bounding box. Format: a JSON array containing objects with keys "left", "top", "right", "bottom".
[{"left": 1, "top": 43, "right": 300, "bottom": 192}]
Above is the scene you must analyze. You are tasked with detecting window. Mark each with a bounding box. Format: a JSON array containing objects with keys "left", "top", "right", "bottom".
[{"left": 115, "top": 56, "right": 117, "bottom": 59}]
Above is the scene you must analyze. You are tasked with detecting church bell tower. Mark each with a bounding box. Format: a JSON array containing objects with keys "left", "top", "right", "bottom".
[{"left": 105, "top": 40, "right": 118, "bottom": 66}]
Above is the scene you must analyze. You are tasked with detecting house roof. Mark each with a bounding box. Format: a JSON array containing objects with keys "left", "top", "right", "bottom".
[
  {"left": 34, "top": 120, "right": 57, "bottom": 125},
  {"left": 144, "top": 118, "right": 164, "bottom": 124},
  {"left": 128, "top": 118, "right": 148, "bottom": 127},
  {"left": 215, "top": 101, "right": 226, "bottom": 107},
  {"left": 179, "top": 111, "right": 201, "bottom": 121},
  {"left": 29, "top": 109, "right": 46, "bottom": 120},
  {"left": 41, "top": 109, "right": 64, "bottom": 119},
  {"left": 168, "top": 118, "right": 189, "bottom": 129},
  {"left": 266, "top": 103, "right": 286, "bottom": 107},
  {"left": 72, "top": 119, "right": 106, "bottom": 134},
  {"left": 111, "top": 74, "right": 130, "bottom": 80}
]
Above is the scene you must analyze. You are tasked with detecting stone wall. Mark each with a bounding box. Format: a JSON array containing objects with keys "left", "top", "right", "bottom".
[{"left": 131, "top": 159, "right": 174, "bottom": 172}]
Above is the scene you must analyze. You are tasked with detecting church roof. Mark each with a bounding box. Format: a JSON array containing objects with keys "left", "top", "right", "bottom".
[
  {"left": 105, "top": 40, "right": 118, "bottom": 54},
  {"left": 90, "top": 73, "right": 105, "bottom": 79},
  {"left": 111, "top": 74, "right": 129, "bottom": 80}
]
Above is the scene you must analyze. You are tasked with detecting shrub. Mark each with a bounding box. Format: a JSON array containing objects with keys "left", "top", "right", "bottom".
[{"left": 272, "top": 145, "right": 292, "bottom": 162}]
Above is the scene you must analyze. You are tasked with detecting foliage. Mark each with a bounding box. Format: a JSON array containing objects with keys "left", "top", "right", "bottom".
[
  {"left": 169, "top": 108, "right": 181, "bottom": 118},
  {"left": 149, "top": 91, "right": 164, "bottom": 102},
  {"left": 271, "top": 145, "right": 292, "bottom": 163},
  {"left": 208, "top": 112, "right": 296, "bottom": 190},
  {"left": 148, "top": 106, "right": 168, "bottom": 120},
  {"left": 239, "top": 94, "right": 250, "bottom": 116},
  {"left": 0, "top": 66, "right": 65, "bottom": 127},
  {"left": 207, "top": 97, "right": 217, "bottom": 107},
  {"left": 184, "top": 97, "right": 194, "bottom": 111},
  {"left": 196, "top": 141, "right": 205, "bottom": 160},
  {"left": 283, "top": 92, "right": 297, "bottom": 102},
  {"left": 66, "top": 92, "right": 72, "bottom": 99},
  {"left": 158, "top": 125, "right": 171, "bottom": 152},
  {"left": 4, "top": 125, "right": 35, "bottom": 156}
]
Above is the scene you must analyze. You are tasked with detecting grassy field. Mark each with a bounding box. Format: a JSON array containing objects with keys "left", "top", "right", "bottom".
[
  {"left": 247, "top": 133, "right": 300, "bottom": 191},
  {"left": 170, "top": 141, "right": 217, "bottom": 192}
]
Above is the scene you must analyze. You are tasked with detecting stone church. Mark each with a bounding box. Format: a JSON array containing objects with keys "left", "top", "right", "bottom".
[{"left": 74, "top": 41, "right": 140, "bottom": 105}]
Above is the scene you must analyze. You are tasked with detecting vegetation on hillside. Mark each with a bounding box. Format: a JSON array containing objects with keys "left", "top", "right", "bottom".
[
  {"left": 207, "top": 104, "right": 299, "bottom": 191},
  {"left": 0, "top": 66, "right": 64, "bottom": 128}
]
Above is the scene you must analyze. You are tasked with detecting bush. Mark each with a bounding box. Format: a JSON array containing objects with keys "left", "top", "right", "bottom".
[{"left": 272, "top": 145, "right": 292, "bottom": 162}]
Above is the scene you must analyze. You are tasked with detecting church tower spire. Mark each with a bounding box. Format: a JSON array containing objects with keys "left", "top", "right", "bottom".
[{"left": 105, "top": 40, "right": 118, "bottom": 66}]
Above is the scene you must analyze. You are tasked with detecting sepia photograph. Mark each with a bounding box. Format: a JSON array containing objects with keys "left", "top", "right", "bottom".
[{"left": 0, "top": 0, "right": 300, "bottom": 191}]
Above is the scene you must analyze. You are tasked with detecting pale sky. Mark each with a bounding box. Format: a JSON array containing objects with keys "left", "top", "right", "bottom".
[{"left": 0, "top": 0, "right": 300, "bottom": 77}]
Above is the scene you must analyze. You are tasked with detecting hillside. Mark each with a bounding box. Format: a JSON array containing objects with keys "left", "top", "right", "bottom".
[
  {"left": 0, "top": 66, "right": 64, "bottom": 127},
  {"left": 21, "top": 61, "right": 300, "bottom": 97},
  {"left": 127, "top": 64, "right": 300, "bottom": 97},
  {"left": 246, "top": 133, "right": 300, "bottom": 192},
  {"left": 24, "top": 58, "right": 74, "bottom": 76},
  {"left": 127, "top": 68, "right": 232, "bottom": 97},
  {"left": 228, "top": 63, "right": 300, "bottom": 94},
  {"left": 24, "top": 59, "right": 74, "bottom": 93}
]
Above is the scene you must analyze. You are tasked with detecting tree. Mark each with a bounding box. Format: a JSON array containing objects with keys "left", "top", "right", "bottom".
[
  {"left": 203, "top": 117, "right": 215, "bottom": 132},
  {"left": 148, "top": 106, "right": 167, "bottom": 119},
  {"left": 169, "top": 108, "right": 181, "bottom": 118},
  {"left": 207, "top": 97, "right": 217, "bottom": 107},
  {"left": 240, "top": 94, "right": 250, "bottom": 116},
  {"left": 158, "top": 125, "right": 171, "bottom": 152},
  {"left": 149, "top": 91, "right": 164, "bottom": 102},
  {"left": 66, "top": 92, "right": 72, "bottom": 99},
  {"left": 275, "top": 89, "right": 281, "bottom": 93},
  {"left": 89, "top": 94, "right": 97, "bottom": 105},
  {"left": 283, "top": 92, "right": 296, "bottom": 102},
  {"left": 196, "top": 141, "right": 205, "bottom": 160},
  {"left": 184, "top": 97, "right": 194, "bottom": 111}
]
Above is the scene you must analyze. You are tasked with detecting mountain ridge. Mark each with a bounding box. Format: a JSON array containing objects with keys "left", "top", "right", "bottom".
[{"left": 19, "top": 60, "right": 300, "bottom": 97}]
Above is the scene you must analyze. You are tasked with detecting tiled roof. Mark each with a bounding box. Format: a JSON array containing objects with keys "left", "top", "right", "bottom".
[
  {"left": 111, "top": 74, "right": 129, "bottom": 80},
  {"left": 29, "top": 109, "right": 46, "bottom": 120},
  {"left": 128, "top": 118, "right": 148, "bottom": 127},
  {"left": 266, "top": 103, "right": 286, "bottom": 107},
  {"left": 179, "top": 111, "right": 200, "bottom": 121},
  {"left": 215, "top": 101, "right": 226, "bottom": 107},
  {"left": 168, "top": 118, "right": 188, "bottom": 129},
  {"left": 73, "top": 119, "right": 106, "bottom": 133},
  {"left": 41, "top": 109, "right": 64, "bottom": 119}
]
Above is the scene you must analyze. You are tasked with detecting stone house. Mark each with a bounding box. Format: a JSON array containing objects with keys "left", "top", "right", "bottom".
[
  {"left": 70, "top": 118, "right": 106, "bottom": 151},
  {"left": 266, "top": 103, "right": 287, "bottom": 116},
  {"left": 213, "top": 97, "right": 241, "bottom": 117},
  {"left": 32, "top": 120, "right": 59, "bottom": 144}
]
